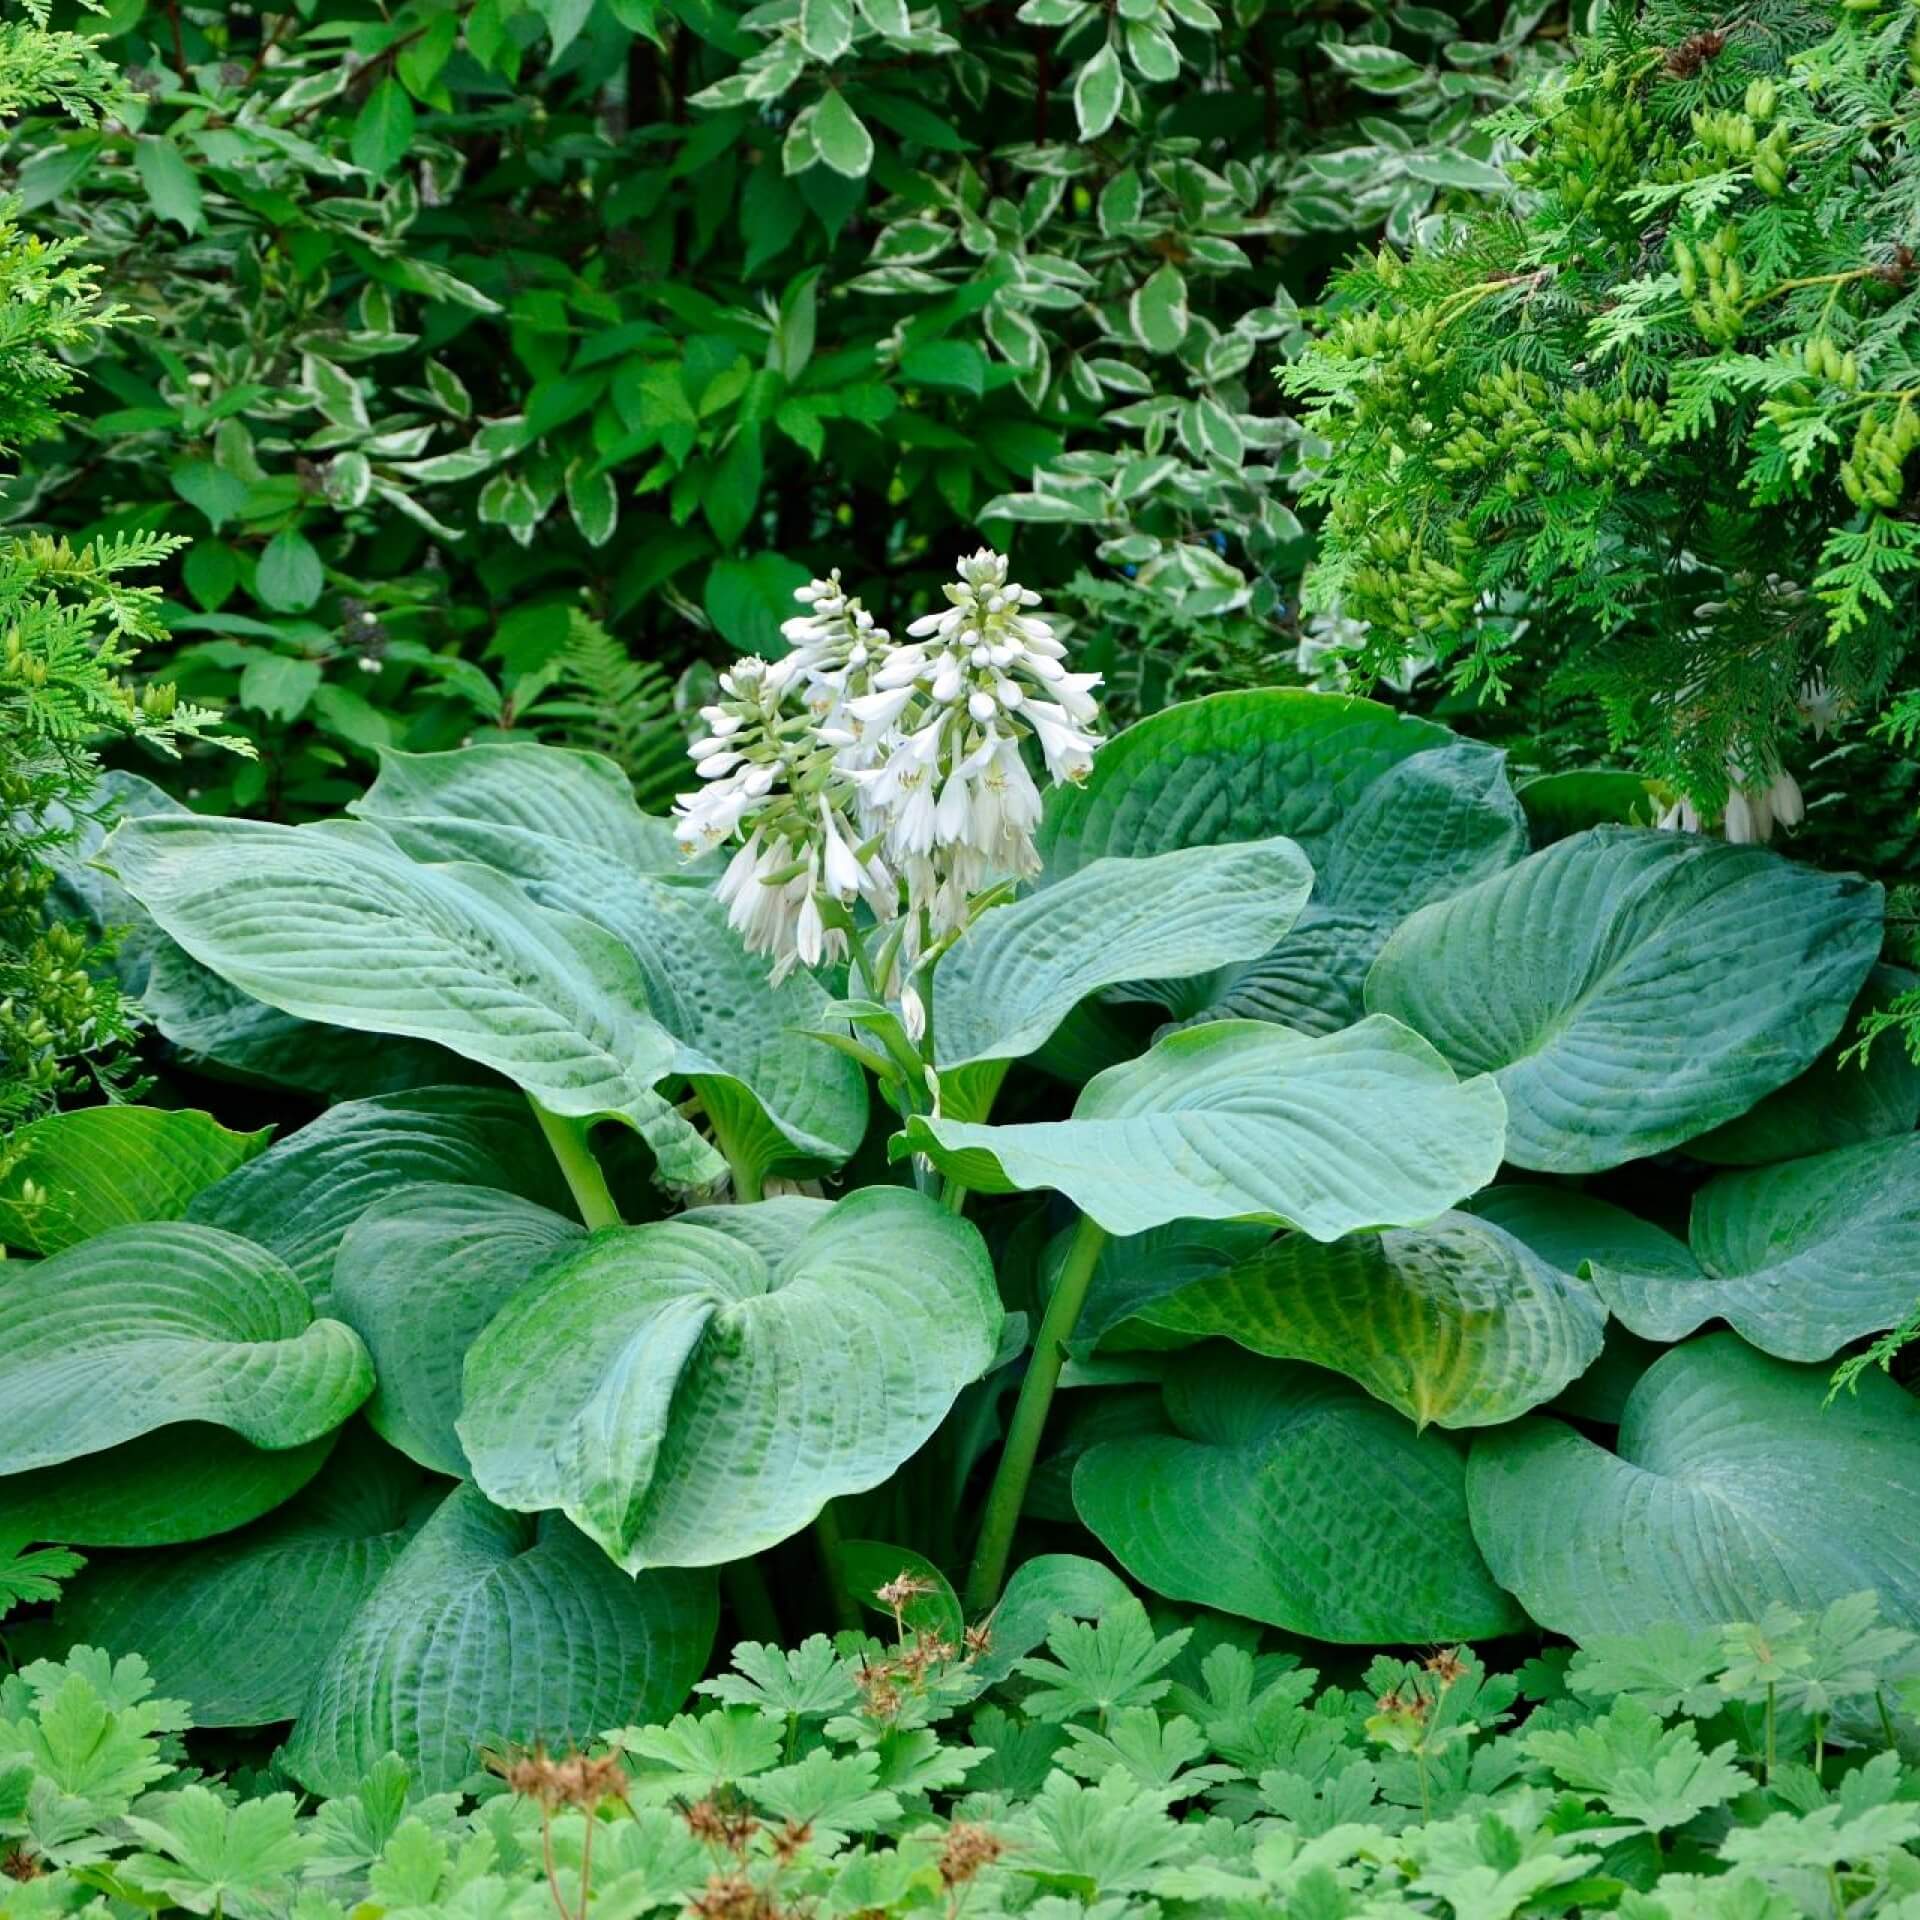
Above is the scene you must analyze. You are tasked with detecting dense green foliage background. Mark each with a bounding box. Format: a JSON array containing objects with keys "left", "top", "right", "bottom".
[
  {"left": 9, "top": 0, "right": 1920, "bottom": 1874},
  {"left": 5, "top": 0, "right": 1560, "bottom": 817}
]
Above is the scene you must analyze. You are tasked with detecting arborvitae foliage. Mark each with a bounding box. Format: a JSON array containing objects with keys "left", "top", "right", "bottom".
[
  {"left": 1284, "top": 0, "right": 1920, "bottom": 819},
  {"left": 0, "top": 18, "right": 242, "bottom": 1128}
]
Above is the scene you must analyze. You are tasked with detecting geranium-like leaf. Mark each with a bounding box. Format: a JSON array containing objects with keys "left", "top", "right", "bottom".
[
  {"left": 0, "top": 1223, "right": 372, "bottom": 1473},
  {"left": 1366, "top": 827, "right": 1882, "bottom": 1173},
  {"left": 459, "top": 1191, "right": 1002, "bottom": 1570},
  {"left": 46, "top": 1429, "right": 431, "bottom": 1725},
  {"left": 1074, "top": 1349, "right": 1523, "bottom": 1642},
  {"left": 0, "top": 1107, "right": 270, "bottom": 1255},
  {"left": 189, "top": 1086, "right": 575, "bottom": 1302},
  {"left": 1476, "top": 1143, "right": 1920, "bottom": 1364},
  {"left": 104, "top": 815, "right": 720, "bottom": 1186},
  {"left": 1467, "top": 1333, "right": 1920, "bottom": 1638},
  {"left": 332, "top": 1185, "right": 583, "bottom": 1476},
  {"left": 1136, "top": 1212, "right": 1606, "bottom": 1428},
  {"left": 354, "top": 748, "right": 864, "bottom": 1184},
  {"left": 931, "top": 836, "right": 1313, "bottom": 1070},
  {"left": 899, "top": 1015, "right": 1505, "bottom": 1239},
  {"left": 282, "top": 1485, "right": 716, "bottom": 1795}
]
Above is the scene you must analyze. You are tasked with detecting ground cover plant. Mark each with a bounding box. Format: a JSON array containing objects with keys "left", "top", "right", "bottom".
[{"left": 9, "top": 1589, "right": 1920, "bottom": 1917}]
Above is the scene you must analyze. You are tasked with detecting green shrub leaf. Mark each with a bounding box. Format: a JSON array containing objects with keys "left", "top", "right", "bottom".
[
  {"left": 47, "top": 1429, "right": 430, "bottom": 1725},
  {"left": 105, "top": 814, "right": 720, "bottom": 1185},
  {"left": 0, "top": 1223, "right": 371, "bottom": 1472},
  {"left": 188, "top": 1086, "right": 575, "bottom": 1302},
  {"left": 0, "top": 1107, "right": 270, "bottom": 1255},
  {"left": 1137, "top": 1212, "right": 1606, "bottom": 1428},
  {"left": 332, "top": 1185, "right": 583, "bottom": 1476},
  {"left": 932, "top": 836, "right": 1313, "bottom": 1070},
  {"left": 282, "top": 1485, "right": 716, "bottom": 1795}
]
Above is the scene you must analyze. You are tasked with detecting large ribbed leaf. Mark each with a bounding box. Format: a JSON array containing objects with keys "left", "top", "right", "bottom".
[
  {"left": 332, "top": 1186, "right": 583, "bottom": 1476},
  {"left": 1074, "top": 1348, "right": 1523, "bottom": 1641},
  {"left": 1366, "top": 827, "right": 1883, "bottom": 1173},
  {"left": 354, "top": 744, "right": 684, "bottom": 869},
  {"left": 931, "top": 837, "right": 1313, "bottom": 1070},
  {"left": 900, "top": 1015, "right": 1506, "bottom": 1239},
  {"left": 282, "top": 1485, "right": 716, "bottom": 1795},
  {"left": 0, "top": 1224, "right": 372, "bottom": 1472},
  {"left": 1689, "top": 965, "right": 1920, "bottom": 1165},
  {"left": 45, "top": 1429, "right": 432, "bottom": 1725},
  {"left": 144, "top": 941, "right": 480, "bottom": 1101},
  {"left": 104, "top": 814, "right": 720, "bottom": 1186},
  {"left": 460, "top": 1191, "right": 1002, "bottom": 1570},
  {"left": 188, "top": 1086, "right": 575, "bottom": 1302},
  {"left": 1073, "top": 1218, "right": 1274, "bottom": 1355},
  {"left": 1040, "top": 689, "right": 1482, "bottom": 875},
  {"left": 1037, "top": 692, "right": 1526, "bottom": 1043},
  {"left": 1137, "top": 1213, "right": 1606, "bottom": 1428},
  {"left": 355, "top": 754, "right": 863, "bottom": 1184},
  {"left": 1466, "top": 1334, "right": 1920, "bottom": 1638},
  {"left": 0, "top": 1429, "right": 336, "bottom": 1550},
  {"left": 1476, "top": 1144, "right": 1920, "bottom": 1364},
  {"left": 0, "top": 1107, "right": 269, "bottom": 1255}
]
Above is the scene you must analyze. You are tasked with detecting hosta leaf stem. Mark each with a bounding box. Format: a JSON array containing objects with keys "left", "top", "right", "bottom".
[
  {"left": 528, "top": 1099, "right": 622, "bottom": 1230},
  {"left": 964, "top": 1208, "right": 1107, "bottom": 1613}
]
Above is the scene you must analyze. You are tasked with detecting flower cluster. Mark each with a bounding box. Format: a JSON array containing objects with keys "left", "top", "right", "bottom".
[{"left": 675, "top": 550, "right": 1102, "bottom": 990}]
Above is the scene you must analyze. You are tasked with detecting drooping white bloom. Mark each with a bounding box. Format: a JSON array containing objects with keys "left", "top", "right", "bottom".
[{"left": 677, "top": 548, "right": 1104, "bottom": 988}]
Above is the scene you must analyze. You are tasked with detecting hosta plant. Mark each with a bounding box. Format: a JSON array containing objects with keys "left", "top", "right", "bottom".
[{"left": 6, "top": 551, "right": 1920, "bottom": 1786}]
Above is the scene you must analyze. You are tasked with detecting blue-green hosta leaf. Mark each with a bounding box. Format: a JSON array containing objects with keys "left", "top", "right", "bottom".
[
  {"left": 189, "top": 1086, "right": 575, "bottom": 1303},
  {"left": 1075, "top": 1349, "right": 1523, "bottom": 1642},
  {"left": 1135, "top": 1213, "right": 1606, "bottom": 1429},
  {"left": 354, "top": 756, "right": 863, "bottom": 1183},
  {"left": 1039, "top": 693, "right": 1526, "bottom": 1044},
  {"left": 282, "top": 1485, "right": 716, "bottom": 1796},
  {"left": 1039, "top": 690, "right": 1510, "bottom": 878},
  {"left": 0, "top": 1428, "right": 336, "bottom": 1551},
  {"left": 459, "top": 1191, "right": 1002, "bottom": 1570},
  {"left": 1688, "top": 966, "right": 1920, "bottom": 1165},
  {"left": 931, "top": 836, "right": 1314, "bottom": 1070},
  {"left": 0, "top": 1224, "right": 372, "bottom": 1473},
  {"left": 0, "top": 1107, "right": 269, "bottom": 1255},
  {"left": 332, "top": 1185, "right": 584, "bottom": 1476},
  {"left": 354, "top": 743, "right": 684, "bottom": 872},
  {"left": 1477, "top": 1142, "right": 1920, "bottom": 1364},
  {"left": 1366, "top": 827, "right": 1883, "bottom": 1173},
  {"left": 900, "top": 1016, "right": 1505, "bottom": 1239},
  {"left": 1466, "top": 1333, "right": 1920, "bottom": 1638},
  {"left": 104, "top": 814, "right": 720, "bottom": 1186},
  {"left": 1074, "top": 1219, "right": 1275, "bottom": 1355},
  {"left": 143, "top": 940, "right": 482, "bottom": 1102},
  {"left": 45, "top": 1429, "right": 432, "bottom": 1725}
]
